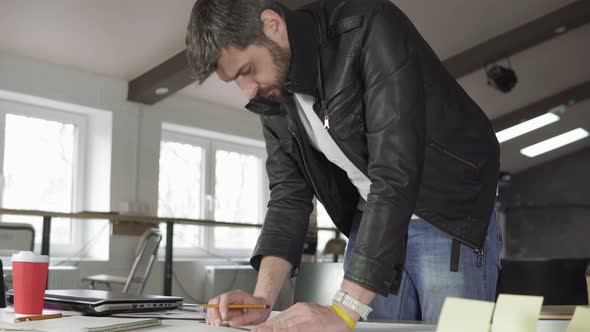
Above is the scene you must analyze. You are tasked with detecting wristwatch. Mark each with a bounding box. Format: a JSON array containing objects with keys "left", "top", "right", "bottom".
[{"left": 333, "top": 290, "right": 373, "bottom": 321}]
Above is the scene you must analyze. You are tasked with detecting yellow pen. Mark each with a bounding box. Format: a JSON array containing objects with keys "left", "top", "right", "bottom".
[
  {"left": 200, "top": 304, "right": 270, "bottom": 309},
  {"left": 15, "top": 313, "right": 63, "bottom": 322}
]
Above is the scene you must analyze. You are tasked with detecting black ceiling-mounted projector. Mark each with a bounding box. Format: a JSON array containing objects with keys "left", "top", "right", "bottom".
[{"left": 486, "top": 64, "right": 518, "bottom": 93}]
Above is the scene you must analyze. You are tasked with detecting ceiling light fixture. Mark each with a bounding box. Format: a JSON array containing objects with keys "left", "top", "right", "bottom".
[
  {"left": 155, "top": 87, "right": 169, "bottom": 95},
  {"left": 496, "top": 108, "right": 564, "bottom": 144},
  {"left": 520, "top": 128, "right": 589, "bottom": 158}
]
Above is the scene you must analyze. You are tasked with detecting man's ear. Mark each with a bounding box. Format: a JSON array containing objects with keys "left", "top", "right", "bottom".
[{"left": 260, "top": 9, "right": 289, "bottom": 47}]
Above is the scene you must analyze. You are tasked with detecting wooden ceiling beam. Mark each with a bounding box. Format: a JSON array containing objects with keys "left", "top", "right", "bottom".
[
  {"left": 127, "top": 1, "right": 590, "bottom": 105},
  {"left": 127, "top": 50, "right": 193, "bottom": 105},
  {"left": 444, "top": 0, "right": 590, "bottom": 77}
]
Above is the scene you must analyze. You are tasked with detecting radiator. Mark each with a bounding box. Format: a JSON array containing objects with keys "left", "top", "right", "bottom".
[
  {"left": 204, "top": 265, "right": 258, "bottom": 301},
  {"left": 204, "top": 265, "right": 294, "bottom": 310},
  {"left": 47, "top": 266, "right": 80, "bottom": 289},
  {"left": 3, "top": 265, "right": 80, "bottom": 290}
]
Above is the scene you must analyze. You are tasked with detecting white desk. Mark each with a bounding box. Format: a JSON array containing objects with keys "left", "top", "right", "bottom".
[
  {"left": 0, "top": 308, "right": 571, "bottom": 331},
  {"left": 146, "top": 320, "right": 438, "bottom": 331}
]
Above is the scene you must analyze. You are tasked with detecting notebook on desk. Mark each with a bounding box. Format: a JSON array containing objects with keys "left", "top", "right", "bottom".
[{"left": 6, "top": 289, "right": 183, "bottom": 316}]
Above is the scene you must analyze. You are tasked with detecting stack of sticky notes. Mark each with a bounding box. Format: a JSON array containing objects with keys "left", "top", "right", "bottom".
[
  {"left": 566, "top": 306, "right": 590, "bottom": 332},
  {"left": 437, "top": 297, "right": 494, "bottom": 332},
  {"left": 490, "top": 294, "right": 543, "bottom": 332},
  {"left": 437, "top": 294, "right": 590, "bottom": 332}
]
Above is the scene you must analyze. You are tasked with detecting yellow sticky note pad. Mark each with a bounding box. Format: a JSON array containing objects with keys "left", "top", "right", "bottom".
[
  {"left": 566, "top": 306, "right": 590, "bottom": 332},
  {"left": 491, "top": 294, "right": 543, "bottom": 332},
  {"left": 436, "top": 297, "right": 494, "bottom": 332}
]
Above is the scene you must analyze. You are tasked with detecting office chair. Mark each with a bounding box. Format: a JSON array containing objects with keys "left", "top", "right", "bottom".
[
  {"left": 82, "top": 228, "right": 162, "bottom": 294},
  {"left": 322, "top": 238, "right": 347, "bottom": 263},
  {"left": 0, "top": 222, "right": 35, "bottom": 256}
]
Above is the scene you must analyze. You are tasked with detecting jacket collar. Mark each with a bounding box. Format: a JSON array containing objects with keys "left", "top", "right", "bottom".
[{"left": 283, "top": 5, "right": 320, "bottom": 97}]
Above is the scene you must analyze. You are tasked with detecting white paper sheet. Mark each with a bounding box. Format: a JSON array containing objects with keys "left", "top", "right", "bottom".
[{"left": 9, "top": 316, "right": 160, "bottom": 332}]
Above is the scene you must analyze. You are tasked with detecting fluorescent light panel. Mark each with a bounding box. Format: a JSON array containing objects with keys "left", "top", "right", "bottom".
[
  {"left": 520, "top": 128, "right": 589, "bottom": 158},
  {"left": 496, "top": 113, "right": 560, "bottom": 143}
]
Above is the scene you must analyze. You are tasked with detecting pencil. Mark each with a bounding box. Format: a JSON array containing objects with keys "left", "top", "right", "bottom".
[
  {"left": 15, "top": 313, "right": 63, "bottom": 322},
  {"left": 200, "top": 304, "right": 270, "bottom": 309}
]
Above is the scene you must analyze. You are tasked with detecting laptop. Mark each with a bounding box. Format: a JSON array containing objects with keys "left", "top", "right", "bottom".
[{"left": 6, "top": 289, "right": 183, "bottom": 315}]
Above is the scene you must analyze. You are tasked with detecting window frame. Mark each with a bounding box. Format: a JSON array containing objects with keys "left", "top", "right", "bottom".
[
  {"left": 158, "top": 130, "right": 209, "bottom": 257},
  {"left": 0, "top": 99, "right": 88, "bottom": 256},
  {"left": 159, "top": 125, "right": 268, "bottom": 258},
  {"left": 208, "top": 139, "right": 268, "bottom": 257}
]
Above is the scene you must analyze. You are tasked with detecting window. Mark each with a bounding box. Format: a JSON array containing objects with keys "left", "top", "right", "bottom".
[
  {"left": 0, "top": 99, "right": 86, "bottom": 255},
  {"left": 213, "top": 145, "right": 264, "bottom": 250},
  {"left": 316, "top": 201, "right": 340, "bottom": 253},
  {"left": 157, "top": 136, "right": 205, "bottom": 248},
  {"left": 157, "top": 125, "right": 267, "bottom": 257}
]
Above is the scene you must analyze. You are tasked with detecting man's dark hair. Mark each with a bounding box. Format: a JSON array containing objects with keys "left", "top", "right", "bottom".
[{"left": 186, "top": 0, "right": 282, "bottom": 83}]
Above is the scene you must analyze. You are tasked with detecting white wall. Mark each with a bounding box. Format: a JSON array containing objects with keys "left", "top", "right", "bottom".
[{"left": 0, "top": 52, "right": 264, "bottom": 300}]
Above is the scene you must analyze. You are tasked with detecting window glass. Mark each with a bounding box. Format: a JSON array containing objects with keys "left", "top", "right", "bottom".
[
  {"left": 2, "top": 114, "right": 76, "bottom": 244},
  {"left": 157, "top": 140, "right": 203, "bottom": 248},
  {"left": 316, "top": 201, "right": 334, "bottom": 252},
  {"left": 213, "top": 149, "right": 261, "bottom": 249},
  {"left": 157, "top": 129, "right": 266, "bottom": 255}
]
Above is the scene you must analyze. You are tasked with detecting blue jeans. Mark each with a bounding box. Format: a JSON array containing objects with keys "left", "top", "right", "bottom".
[{"left": 344, "top": 210, "right": 502, "bottom": 323}]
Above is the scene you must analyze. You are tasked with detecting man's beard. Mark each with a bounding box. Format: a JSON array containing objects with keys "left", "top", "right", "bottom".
[{"left": 256, "top": 38, "right": 291, "bottom": 103}]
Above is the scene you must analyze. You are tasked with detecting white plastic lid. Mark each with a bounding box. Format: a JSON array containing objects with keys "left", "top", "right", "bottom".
[{"left": 11, "top": 251, "right": 49, "bottom": 263}]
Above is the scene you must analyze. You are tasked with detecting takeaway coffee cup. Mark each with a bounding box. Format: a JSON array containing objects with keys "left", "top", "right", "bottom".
[{"left": 11, "top": 251, "right": 49, "bottom": 316}]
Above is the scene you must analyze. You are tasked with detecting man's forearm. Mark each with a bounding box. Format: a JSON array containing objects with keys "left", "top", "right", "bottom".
[{"left": 253, "top": 256, "right": 293, "bottom": 308}]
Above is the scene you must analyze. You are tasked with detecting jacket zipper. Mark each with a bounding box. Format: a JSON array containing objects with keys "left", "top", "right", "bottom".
[
  {"left": 323, "top": 86, "right": 361, "bottom": 130},
  {"left": 414, "top": 211, "right": 483, "bottom": 251},
  {"left": 451, "top": 234, "right": 481, "bottom": 252},
  {"left": 323, "top": 102, "right": 340, "bottom": 129},
  {"left": 429, "top": 140, "right": 479, "bottom": 170},
  {"left": 424, "top": 215, "right": 485, "bottom": 265},
  {"left": 475, "top": 248, "right": 485, "bottom": 267}
]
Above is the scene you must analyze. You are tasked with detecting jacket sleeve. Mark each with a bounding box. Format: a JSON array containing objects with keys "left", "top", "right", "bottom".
[
  {"left": 250, "top": 116, "right": 315, "bottom": 277},
  {"left": 343, "top": 2, "right": 427, "bottom": 295}
]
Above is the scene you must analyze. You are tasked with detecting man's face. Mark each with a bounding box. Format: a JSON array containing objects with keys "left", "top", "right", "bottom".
[{"left": 216, "top": 38, "right": 291, "bottom": 103}]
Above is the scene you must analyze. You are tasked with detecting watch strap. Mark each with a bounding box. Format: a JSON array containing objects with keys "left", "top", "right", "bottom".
[{"left": 333, "top": 290, "right": 373, "bottom": 321}]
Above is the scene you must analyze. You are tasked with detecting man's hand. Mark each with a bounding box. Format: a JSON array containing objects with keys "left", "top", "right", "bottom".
[
  {"left": 252, "top": 302, "right": 352, "bottom": 332},
  {"left": 206, "top": 290, "right": 271, "bottom": 327}
]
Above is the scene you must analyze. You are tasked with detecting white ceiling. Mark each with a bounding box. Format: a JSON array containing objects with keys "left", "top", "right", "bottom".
[
  {"left": 0, "top": 0, "right": 589, "bottom": 173},
  {"left": 458, "top": 23, "right": 590, "bottom": 119},
  {"left": 0, "top": 0, "right": 195, "bottom": 80}
]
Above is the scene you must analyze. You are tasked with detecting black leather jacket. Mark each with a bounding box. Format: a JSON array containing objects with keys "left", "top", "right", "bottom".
[{"left": 248, "top": 0, "right": 500, "bottom": 296}]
